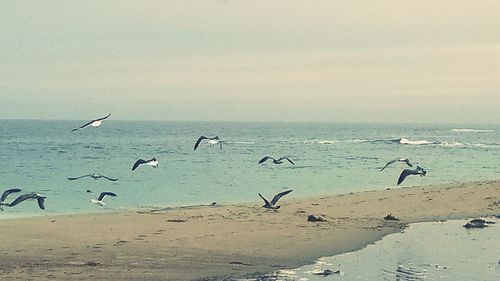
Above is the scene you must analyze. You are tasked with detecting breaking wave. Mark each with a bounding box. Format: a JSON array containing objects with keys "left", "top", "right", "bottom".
[
  {"left": 399, "top": 138, "right": 435, "bottom": 145},
  {"left": 451, "top": 128, "right": 495, "bottom": 133}
]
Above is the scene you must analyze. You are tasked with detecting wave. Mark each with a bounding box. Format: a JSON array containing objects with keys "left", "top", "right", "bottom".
[
  {"left": 440, "top": 141, "right": 465, "bottom": 147},
  {"left": 399, "top": 138, "right": 435, "bottom": 145},
  {"left": 451, "top": 128, "right": 495, "bottom": 132},
  {"left": 302, "top": 137, "right": 495, "bottom": 148},
  {"left": 304, "top": 139, "right": 373, "bottom": 145},
  {"left": 233, "top": 141, "right": 256, "bottom": 145},
  {"left": 303, "top": 140, "right": 338, "bottom": 144}
]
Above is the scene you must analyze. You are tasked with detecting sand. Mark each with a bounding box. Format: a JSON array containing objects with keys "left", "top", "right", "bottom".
[{"left": 0, "top": 180, "right": 498, "bottom": 280}]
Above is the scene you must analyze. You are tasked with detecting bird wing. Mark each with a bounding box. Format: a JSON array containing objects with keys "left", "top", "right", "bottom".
[
  {"left": 380, "top": 159, "right": 397, "bottom": 171},
  {"left": 271, "top": 189, "right": 293, "bottom": 205},
  {"left": 36, "top": 196, "right": 46, "bottom": 210},
  {"left": 67, "top": 174, "right": 92, "bottom": 180},
  {"left": 94, "top": 113, "right": 111, "bottom": 122},
  {"left": 258, "top": 193, "right": 270, "bottom": 206},
  {"left": 194, "top": 136, "right": 208, "bottom": 150},
  {"left": 101, "top": 175, "right": 118, "bottom": 181},
  {"left": 72, "top": 114, "right": 111, "bottom": 131},
  {"left": 282, "top": 157, "right": 295, "bottom": 165},
  {"left": 404, "top": 159, "right": 413, "bottom": 167},
  {"left": 1, "top": 188, "right": 22, "bottom": 202},
  {"left": 397, "top": 169, "right": 417, "bottom": 185},
  {"left": 258, "top": 156, "right": 273, "bottom": 164},
  {"left": 97, "top": 192, "right": 117, "bottom": 201},
  {"left": 72, "top": 120, "right": 95, "bottom": 131},
  {"left": 132, "top": 159, "right": 147, "bottom": 171},
  {"left": 8, "top": 193, "right": 35, "bottom": 207}
]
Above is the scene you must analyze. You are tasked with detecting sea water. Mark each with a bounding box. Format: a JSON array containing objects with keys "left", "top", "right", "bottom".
[
  {"left": 254, "top": 218, "right": 500, "bottom": 281},
  {"left": 1, "top": 120, "right": 499, "bottom": 217}
]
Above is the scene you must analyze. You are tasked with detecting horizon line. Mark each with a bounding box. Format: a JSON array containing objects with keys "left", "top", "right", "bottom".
[{"left": 0, "top": 118, "right": 499, "bottom": 126}]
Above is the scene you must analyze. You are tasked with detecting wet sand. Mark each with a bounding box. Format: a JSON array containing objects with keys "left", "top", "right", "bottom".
[{"left": 0, "top": 180, "right": 499, "bottom": 280}]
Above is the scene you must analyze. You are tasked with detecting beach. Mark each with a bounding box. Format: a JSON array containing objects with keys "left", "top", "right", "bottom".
[{"left": 1, "top": 179, "right": 498, "bottom": 280}]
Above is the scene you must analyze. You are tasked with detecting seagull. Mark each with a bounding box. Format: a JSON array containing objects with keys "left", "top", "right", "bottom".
[
  {"left": 258, "top": 189, "right": 293, "bottom": 210},
  {"left": 380, "top": 158, "right": 413, "bottom": 171},
  {"left": 132, "top": 157, "right": 159, "bottom": 171},
  {"left": 67, "top": 173, "right": 118, "bottom": 181},
  {"left": 194, "top": 135, "right": 223, "bottom": 150},
  {"left": 72, "top": 113, "right": 111, "bottom": 131},
  {"left": 397, "top": 166, "right": 427, "bottom": 185},
  {"left": 0, "top": 188, "right": 22, "bottom": 211},
  {"left": 258, "top": 156, "right": 295, "bottom": 165},
  {"left": 90, "top": 191, "right": 117, "bottom": 207},
  {"left": 8, "top": 192, "right": 47, "bottom": 210}
]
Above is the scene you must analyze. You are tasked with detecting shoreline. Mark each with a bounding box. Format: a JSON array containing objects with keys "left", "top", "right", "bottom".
[{"left": 0, "top": 179, "right": 498, "bottom": 280}]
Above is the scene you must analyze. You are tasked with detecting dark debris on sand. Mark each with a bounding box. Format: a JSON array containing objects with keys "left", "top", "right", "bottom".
[
  {"left": 463, "top": 218, "right": 496, "bottom": 229},
  {"left": 384, "top": 213, "right": 400, "bottom": 221},
  {"left": 313, "top": 269, "right": 342, "bottom": 276},
  {"left": 307, "top": 214, "right": 327, "bottom": 222}
]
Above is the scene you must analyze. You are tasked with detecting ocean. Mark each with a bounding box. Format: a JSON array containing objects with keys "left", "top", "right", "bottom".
[{"left": 1, "top": 120, "right": 499, "bottom": 218}]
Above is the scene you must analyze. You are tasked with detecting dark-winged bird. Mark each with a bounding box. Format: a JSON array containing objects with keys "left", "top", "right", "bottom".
[
  {"left": 258, "top": 156, "right": 295, "bottom": 165},
  {"left": 194, "top": 135, "right": 222, "bottom": 150},
  {"left": 0, "top": 188, "right": 22, "bottom": 210},
  {"left": 380, "top": 158, "right": 413, "bottom": 171},
  {"left": 72, "top": 113, "right": 111, "bottom": 131},
  {"left": 67, "top": 173, "right": 118, "bottom": 181},
  {"left": 259, "top": 189, "right": 293, "bottom": 210},
  {"left": 90, "top": 191, "right": 117, "bottom": 207},
  {"left": 8, "top": 192, "right": 47, "bottom": 210},
  {"left": 132, "top": 157, "right": 159, "bottom": 171},
  {"left": 397, "top": 166, "right": 427, "bottom": 185}
]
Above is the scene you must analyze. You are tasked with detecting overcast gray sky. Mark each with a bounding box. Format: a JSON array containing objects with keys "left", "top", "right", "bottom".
[{"left": 1, "top": 1, "right": 499, "bottom": 123}]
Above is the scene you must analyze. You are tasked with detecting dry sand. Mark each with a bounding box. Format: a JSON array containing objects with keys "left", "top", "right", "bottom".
[{"left": 0, "top": 180, "right": 499, "bottom": 280}]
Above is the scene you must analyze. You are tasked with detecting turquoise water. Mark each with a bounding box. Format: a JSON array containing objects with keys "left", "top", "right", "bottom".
[
  {"left": 254, "top": 218, "right": 500, "bottom": 281},
  {"left": 1, "top": 120, "right": 499, "bottom": 217}
]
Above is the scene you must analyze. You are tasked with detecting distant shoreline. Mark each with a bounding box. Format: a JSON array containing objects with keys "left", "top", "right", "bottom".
[{"left": 0, "top": 179, "right": 498, "bottom": 280}]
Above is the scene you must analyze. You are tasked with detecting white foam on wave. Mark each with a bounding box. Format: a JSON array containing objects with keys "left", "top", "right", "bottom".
[
  {"left": 233, "top": 141, "right": 255, "bottom": 144},
  {"left": 440, "top": 142, "right": 494, "bottom": 148},
  {"left": 451, "top": 128, "right": 495, "bottom": 133},
  {"left": 303, "top": 140, "right": 338, "bottom": 144},
  {"left": 440, "top": 141, "right": 465, "bottom": 147},
  {"left": 318, "top": 140, "right": 337, "bottom": 144},
  {"left": 399, "top": 138, "right": 434, "bottom": 145}
]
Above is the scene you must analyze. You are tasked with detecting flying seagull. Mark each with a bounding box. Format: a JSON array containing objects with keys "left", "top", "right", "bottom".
[
  {"left": 0, "top": 188, "right": 22, "bottom": 210},
  {"left": 397, "top": 166, "right": 427, "bottom": 185},
  {"left": 67, "top": 173, "right": 118, "bottom": 181},
  {"left": 258, "top": 156, "right": 295, "bottom": 165},
  {"left": 194, "top": 135, "right": 223, "bottom": 150},
  {"left": 258, "top": 189, "right": 293, "bottom": 210},
  {"left": 72, "top": 113, "right": 111, "bottom": 131},
  {"left": 132, "top": 157, "right": 159, "bottom": 171},
  {"left": 90, "top": 191, "right": 117, "bottom": 207},
  {"left": 8, "top": 192, "right": 47, "bottom": 210},
  {"left": 380, "top": 158, "right": 413, "bottom": 171}
]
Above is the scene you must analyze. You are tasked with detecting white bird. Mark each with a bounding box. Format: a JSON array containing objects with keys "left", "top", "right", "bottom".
[
  {"left": 194, "top": 135, "right": 223, "bottom": 150},
  {"left": 258, "top": 156, "right": 295, "bottom": 165},
  {"left": 132, "top": 157, "right": 159, "bottom": 171},
  {"left": 380, "top": 158, "right": 413, "bottom": 171},
  {"left": 90, "top": 191, "right": 117, "bottom": 207},
  {"left": 8, "top": 192, "right": 46, "bottom": 210},
  {"left": 258, "top": 189, "right": 293, "bottom": 210},
  {"left": 72, "top": 113, "right": 111, "bottom": 131},
  {"left": 397, "top": 166, "right": 427, "bottom": 185}
]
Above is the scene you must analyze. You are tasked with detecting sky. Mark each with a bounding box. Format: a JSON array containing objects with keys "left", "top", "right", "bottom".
[{"left": 1, "top": 0, "right": 499, "bottom": 123}]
